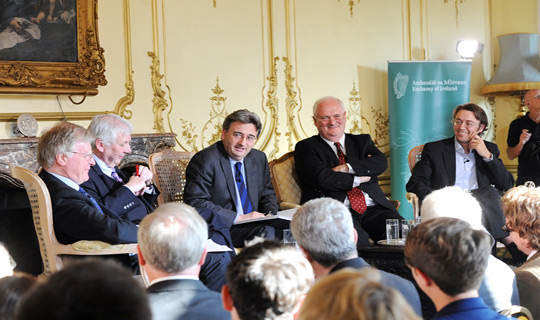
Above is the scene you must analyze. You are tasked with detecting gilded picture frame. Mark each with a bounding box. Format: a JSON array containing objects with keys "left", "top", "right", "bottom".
[{"left": 0, "top": 0, "right": 106, "bottom": 96}]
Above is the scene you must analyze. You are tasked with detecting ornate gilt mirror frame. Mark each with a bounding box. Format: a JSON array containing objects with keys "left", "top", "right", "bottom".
[{"left": 0, "top": 0, "right": 106, "bottom": 96}]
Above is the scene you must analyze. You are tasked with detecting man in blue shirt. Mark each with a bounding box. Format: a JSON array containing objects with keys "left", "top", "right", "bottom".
[{"left": 404, "top": 217, "right": 508, "bottom": 320}]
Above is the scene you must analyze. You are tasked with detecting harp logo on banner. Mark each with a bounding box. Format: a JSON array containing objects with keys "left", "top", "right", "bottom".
[{"left": 393, "top": 72, "right": 409, "bottom": 99}]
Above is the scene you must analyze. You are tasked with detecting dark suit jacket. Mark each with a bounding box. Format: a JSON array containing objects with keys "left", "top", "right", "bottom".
[
  {"left": 39, "top": 170, "right": 138, "bottom": 244},
  {"left": 406, "top": 137, "right": 514, "bottom": 200},
  {"left": 147, "top": 279, "right": 231, "bottom": 320},
  {"left": 294, "top": 134, "right": 394, "bottom": 209},
  {"left": 80, "top": 164, "right": 159, "bottom": 223},
  {"left": 515, "top": 251, "right": 540, "bottom": 320},
  {"left": 331, "top": 257, "right": 422, "bottom": 316},
  {"left": 406, "top": 137, "right": 514, "bottom": 239},
  {"left": 184, "top": 141, "right": 278, "bottom": 228}
]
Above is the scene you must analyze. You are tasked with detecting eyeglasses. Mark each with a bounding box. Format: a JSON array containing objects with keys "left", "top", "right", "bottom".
[
  {"left": 70, "top": 151, "right": 94, "bottom": 161},
  {"left": 231, "top": 132, "right": 257, "bottom": 143},
  {"left": 502, "top": 225, "right": 514, "bottom": 233},
  {"left": 453, "top": 120, "right": 479, "bottom": 129},
  {"left": 315, "top": 113, "right": 346, "bottom": 123}
]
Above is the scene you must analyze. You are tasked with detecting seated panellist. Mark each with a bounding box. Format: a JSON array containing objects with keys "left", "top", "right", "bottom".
[
  {"left": 184, "top": 109, "right": 279, "bottom": 248},
  {"left": 37, "top": 122, "right": 138, "bottom": 245}
]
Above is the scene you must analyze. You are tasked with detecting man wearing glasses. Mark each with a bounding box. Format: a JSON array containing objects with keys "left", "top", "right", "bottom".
[
  {"left": 37, "top": 122, "right": 138, "bottom": 245},
  {"left": 184, "top": 109, "right": 278, "bottom": 248},
  {"left": 295, "top": 96, "right": 403, "bottom": 248},
  {"left": 407, "top": 103, "right": 515, "bottom": 252}
]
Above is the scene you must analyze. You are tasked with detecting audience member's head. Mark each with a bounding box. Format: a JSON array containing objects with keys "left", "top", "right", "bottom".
[
  {"left": 222, "top": 240, "right": 314, "bottom": 320},
  {"left": 16, "top": 260, "right": 151, "bottom": 320},
  {"left": 298, "top": 268, "right": 420, "bottom": 320},
  {"left": 138, "top": 202, "right": 208, "bottom": 283},
  {"left": 291, "top": 198, "right": 356, "bottom": 274},
  {"left": 404, "top": 217, "right": 491, "bottom": 299},
  {"left": 0, "top": 242, "right": 16, "bottom": 278},
  {"left": 87, "top": 114, "right": 134, "bottom": 167},
  {"left": 502, "top": 186, "right": 540, "bottom": 255},
  {"left": 0, "top": 273, "right": 37, "bottom": 320},
  {"left": 421, "top": 186, "right": 484, "bottom": 230}
]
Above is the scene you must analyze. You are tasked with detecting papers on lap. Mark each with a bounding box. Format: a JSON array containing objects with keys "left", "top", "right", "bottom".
[{"left": 233, "top": 208, "right": 298, "bottom": 225}]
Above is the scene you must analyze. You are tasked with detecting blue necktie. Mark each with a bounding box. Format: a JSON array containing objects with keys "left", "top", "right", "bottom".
[
  {"left": 78, "top": 187, "right": 104, "bottom": 214},
  {"left": 235, "top": 162, "right": 253, "bottom": 215}
]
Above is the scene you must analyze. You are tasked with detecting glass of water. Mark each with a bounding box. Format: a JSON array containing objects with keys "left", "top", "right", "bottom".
[
  {"left": 386, "top": 219, "right": 399, "bottom": 244},
  {"left": 401, "top": 220, "right": 413, "bottom": 241}
]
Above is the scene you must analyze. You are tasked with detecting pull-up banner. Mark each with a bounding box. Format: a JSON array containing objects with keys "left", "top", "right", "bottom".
[{"left": 388, "top": 60, "right": 472, "bottom": 219}]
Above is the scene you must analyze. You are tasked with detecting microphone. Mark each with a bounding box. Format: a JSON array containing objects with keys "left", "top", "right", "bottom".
[{"left": 463, "top": 159, "right": 470, "bottom": 164}]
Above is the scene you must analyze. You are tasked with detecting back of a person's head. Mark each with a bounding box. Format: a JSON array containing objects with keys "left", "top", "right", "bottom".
[
  {"left": 291, "top": 198, "right": 356, "bottom": 267},
  {"left": 404, "top": 217, "right": 490, "bottom": 296},
  {"left": 298, "top": 268, "right": 420, "bottom": 320},
  {"left": 225, "top": 240, "right": 314, "bottom": 320},
  {"left": 138, "top": 202, "right": 208, "bottom": 273},
  {"left": 16, "top": 260, "right": 151, "bottom": 320},
  {"left": 421, "top": 186, "right": 483, "bottom": 230},
  {"left": 502, "top": 186, "right": 540, "bottom": 250},
  {"left": 0, "top": 273, "right": 37, "bottom": 320}
]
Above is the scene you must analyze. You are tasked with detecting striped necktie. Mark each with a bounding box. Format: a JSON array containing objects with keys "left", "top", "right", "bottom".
[
  {"left": 234, "top": 162, "right": 253, "bottom": 215},
  {"left": 78, "top": 187, "right": 104, "bottom": 214},
  {"left": 335, "top": 142, "right": 367, "bottom": 214},
  {"left": 110, "top": 168, "right": 123, "bottom": 183}
]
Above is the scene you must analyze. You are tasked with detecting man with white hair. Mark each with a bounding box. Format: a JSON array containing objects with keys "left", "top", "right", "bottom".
[
  {"left": 295, "top": 96, "right": 403, "bottom": 248},
  {"left": 291, "top": 197, "right": 421, "bottom": 316},
  {"left": 138, "top": 202, "right": 230, "bottom": 320},
  {"left": 421, "top": 186, "right": 519, "bottom": 312},
  {"left": 81, "top": 114, "right": 159, "bottom": 224}
]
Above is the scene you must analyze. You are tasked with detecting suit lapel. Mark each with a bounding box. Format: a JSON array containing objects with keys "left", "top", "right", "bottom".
[
  {"left": 244, "top": 154, "right": 257, "bottom": 210},
  {"left": 217, "top": 143, "right": 239, "bottom": 210},
  {"left": 443, "top": 138, "right": 456, "bottom": 185},
  {"left": 316, "top": 135, "right": 340, "bottom": 165}
]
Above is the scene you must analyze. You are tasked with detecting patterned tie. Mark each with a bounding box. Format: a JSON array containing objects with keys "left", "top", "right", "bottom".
[
  {"left": 110, "top": 168, "right": 123, "bottom": 183},
  {"left": 235, "top": 162, "right": 253, "bottom": 215},
  {"left": 335, "top": 142, "right": 367, "bottom": 214},
  {"left": 78, "top": 187, "right": 105, "bottom": 214}
]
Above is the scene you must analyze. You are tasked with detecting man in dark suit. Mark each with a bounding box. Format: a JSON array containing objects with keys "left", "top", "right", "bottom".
[
  {"left": 81, "top": 114, "right": 158, "bottom": 224},
  {"left": 37, "top": 122, "right": 138, "bottom": 245},
  {"left": 406, "top": 103, "right": 514, "bottom": 242},
  {"left": 138, "top": 202, "right": 230, "bottom": 320},
  {"left": 295, "top": 96, "right": 403, "bottom": 247},
  {"left": 184, "top": 109, "right": 278, "bottom": 248},
  {"left": 290, "top": 197, "right": 421, "bottom": 316}
]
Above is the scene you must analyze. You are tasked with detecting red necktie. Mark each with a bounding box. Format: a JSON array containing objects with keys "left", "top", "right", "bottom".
[{"left": 335, "top": 142, "right": 367, "bottom": 214}]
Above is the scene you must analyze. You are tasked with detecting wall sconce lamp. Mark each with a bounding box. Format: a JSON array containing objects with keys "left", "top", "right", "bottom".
[{"left": 456, "top": 40, "right": 484, "bottom": 59}]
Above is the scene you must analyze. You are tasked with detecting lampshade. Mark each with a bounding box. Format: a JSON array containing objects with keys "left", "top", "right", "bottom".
[{"left": 480, "top": 33, "right": 540, "bottom": 95}]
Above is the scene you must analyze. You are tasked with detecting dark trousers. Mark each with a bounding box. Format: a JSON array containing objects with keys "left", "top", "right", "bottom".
[
  {"left": 199, "top": 251, "right": 234, "bottom": 292},
  {"left": 230, "top": 224, "right": 276, "bottom": 248},
  {"left": 351, "top": 204, "right": 403, "bottom": 249}
]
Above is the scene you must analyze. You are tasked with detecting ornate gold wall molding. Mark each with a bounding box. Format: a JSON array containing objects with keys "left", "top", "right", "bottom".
[
  {"left": 282, "top": 57, "right": 306, "bottom": 151},
  {"left": 0, "top": 112, "right": 102, "bottom": 122},
  {"left": 148, "top": 51, "right": 168, "bottom": 133},
  {"left": 444, "top": 0, "right": 465, "bottom": 28},
  {"left": 259, "top": 57, "right": 281, "bottom": 159},
  {"left": 347, "top": 81, "right": 368, "bottom": 134},
  {"left": 337, "top": 0, "right": 361, "bottom": 17},
  {"left": 113, "top": 0, "right": 135, "bottom": 119}
]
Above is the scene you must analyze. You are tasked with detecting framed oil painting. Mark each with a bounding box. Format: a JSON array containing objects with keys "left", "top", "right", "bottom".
[{"left": 0, "top": 0, "right": 107, "bottom": 95}]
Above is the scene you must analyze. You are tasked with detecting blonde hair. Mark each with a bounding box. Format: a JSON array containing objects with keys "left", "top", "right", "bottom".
[
  {"left": 298, "top": 268, "right": 420, "bottom": 320},
  {"left": 502, "top": 186, "right": 540, "bottom": 250}
]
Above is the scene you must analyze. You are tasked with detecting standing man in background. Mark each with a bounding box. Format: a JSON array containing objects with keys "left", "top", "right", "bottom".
[{"left": 507, "top": 89, "right": 540, "bottom": 186}]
